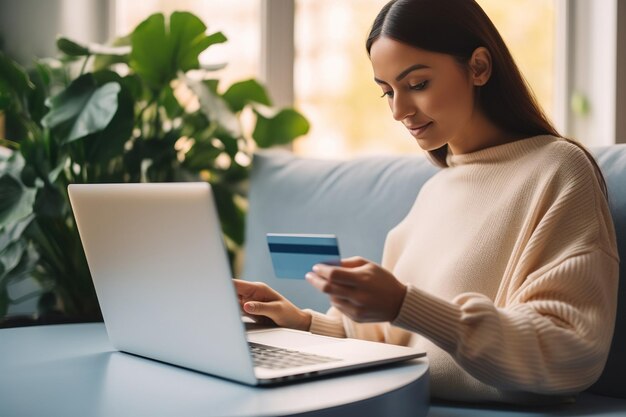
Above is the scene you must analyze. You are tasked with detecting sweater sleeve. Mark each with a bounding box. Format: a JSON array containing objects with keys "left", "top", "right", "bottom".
[
  {"left": 306, "top": 306, "right": 399, "bottom": 343},
  {"left": 305, "top": 307, "right": 347, "bottom": 338},
  {"left": 392, "top": 248, "right": 618, "bottom": 394}
]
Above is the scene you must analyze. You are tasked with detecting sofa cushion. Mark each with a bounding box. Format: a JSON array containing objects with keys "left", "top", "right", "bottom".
[
  {"left": 429, "top": 391, "right": 626, "bottom": 416},
  {"left": 588, "top": 145, "right": 626, "bottom": 398},
  {"left": 243, "top": 145, "right": 626, "bottom": 399}
]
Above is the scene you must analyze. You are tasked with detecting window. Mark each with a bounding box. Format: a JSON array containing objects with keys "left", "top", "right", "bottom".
[
  {"left": 293, "top": 0, "right": 412, "bottom": 158},
  {"left": 292, "top": 0, "right": 556, "bottom": 159},
  {"left": 114, "top": 0, "right": 626, "bottom": 150}
]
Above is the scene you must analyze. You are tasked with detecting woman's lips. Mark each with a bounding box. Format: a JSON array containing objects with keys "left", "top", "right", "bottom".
[{"left": 406, "top": 122, "right": 433, "bottom": 137}]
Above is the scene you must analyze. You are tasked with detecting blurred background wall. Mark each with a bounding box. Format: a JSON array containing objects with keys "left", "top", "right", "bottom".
[{"left": 0, "top": 0, "right": 111, "bottom": 66}]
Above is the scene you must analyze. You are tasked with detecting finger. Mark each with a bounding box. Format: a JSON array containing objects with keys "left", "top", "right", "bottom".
[
  {"left": 312, "top": 264, "right": 360, "bottom": 286},
  {"left": 233, "top": 279, "right": 276, "bottom": 300},
  {"left": 243, "top": 300, "right": 283, "bottom": 320},
  {"left": 340, "top": 256, "right": 370, "bottom": 268},
  {"left": 305, "top": 272, "right": 328, "bottom": 292},
  {"left": 232, "top": 279, "right": 258, "bottom": 297},
  {"left": 305, "top": 272, "right": 359, "bottom": 302}
]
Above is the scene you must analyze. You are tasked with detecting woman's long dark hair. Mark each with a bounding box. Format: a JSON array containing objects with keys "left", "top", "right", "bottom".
[{"left": 366, "top": 0, "right": 607, "bottom": 197}]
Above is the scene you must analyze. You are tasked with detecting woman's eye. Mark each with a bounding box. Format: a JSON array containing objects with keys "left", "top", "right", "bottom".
[
  {"left": 410, "top": 80, "right": 429, "bottom": 91},
  {"left": 380, "top": 90, "right": 394, "bottom": 98}
]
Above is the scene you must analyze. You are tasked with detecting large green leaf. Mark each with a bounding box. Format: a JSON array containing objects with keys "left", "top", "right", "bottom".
[
  {"left": 0, "top": 243, "right": 39, "bottom": 293},
  {"left": 130, "top": 14, "right": 169, "bottom": 89},
  {"left": 169, "top": 12, "right": 224, "bottom": 72},
  {"left": 83, "top": 72, "right": 135, "bottom": 164},
  {"left": 223, "top": 79, "right": 271, "bottom": 113},
  {"left": 69, "top": 81, "right": 119, "bottom": 142},
  {"left": 0, "top": 52, "right": 34, "bottom": 114},
  {"left": 0, "top": 213, "right": 34, "bottom": 253},
  {"left": 0, "top": 153, "right": 36, "bottom": 227},
  {"left": 252, "top": 108, "right": 310, "bottom": 148},
  {"left": 41, "top": 74, "right": 120, "bottom": 144},
  {"left": 0, "top": 51, "right": 35, "bottom": 98},
  {"left": 0, "top": 174, "right": 36, "bottom": 228},
  {"left": 82, "top": 86, "right": 134, "bottom": 164},
  {"left": 58, "top": 35, "right": 132, "bottom": 71},
  {"left": 0, "top": 239, "right": 26, "bottom": 277},
  {"left": 0, "top": 174, "right": 22, "bottom": 208},
  {"left": 0, "top": 175, "right": 23, "bottom": 220},
  {"left": 56, "top": 37, "right": 89, "bottom": 57},
  {"left": 120, "top": 74, "right": 145, "bottom": 102},
  {"left": 27, "top": 64, "right": 51, "bottom": 125},
  {"left": 130, "top": 12, "right": 226, "bottom": 90}
]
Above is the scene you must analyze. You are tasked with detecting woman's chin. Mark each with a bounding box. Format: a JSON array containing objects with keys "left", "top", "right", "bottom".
[{"left": 415, "top": 137, "right": 446, "bottom": 152}]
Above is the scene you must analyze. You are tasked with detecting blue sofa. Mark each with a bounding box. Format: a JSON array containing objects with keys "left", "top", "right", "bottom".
[{"left": 242, "top": 145, "right": 626, "bottom": 416}]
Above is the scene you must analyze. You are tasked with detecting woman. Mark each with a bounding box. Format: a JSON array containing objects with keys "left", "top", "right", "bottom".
[{"left": 235, "top": 0, "right": 619, "bottom": 404}]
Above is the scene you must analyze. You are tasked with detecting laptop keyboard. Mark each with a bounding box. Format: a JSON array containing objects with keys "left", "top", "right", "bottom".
[{"left": 249, "top": 342, "right": 341, "bottom": 370}]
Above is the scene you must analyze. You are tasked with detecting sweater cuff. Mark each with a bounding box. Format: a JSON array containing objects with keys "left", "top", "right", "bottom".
[
  {"left": 304, "top": 309, "right": 346, "bottom": 338},
  {"left": 392, "top": 284, "right": 461, "bottom": 351}
]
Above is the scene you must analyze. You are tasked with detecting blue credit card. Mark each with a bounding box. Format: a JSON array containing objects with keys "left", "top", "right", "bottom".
[{"left": 267, "top": 233, "right": 341, "bottom": 279}]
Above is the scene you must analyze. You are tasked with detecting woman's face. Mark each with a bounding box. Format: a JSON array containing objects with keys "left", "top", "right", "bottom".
[{"left": 369, "top": 36, "right": 484, "bottom": 153}]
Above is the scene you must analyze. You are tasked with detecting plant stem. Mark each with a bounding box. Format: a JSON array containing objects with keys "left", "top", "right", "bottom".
[
  {"left": 79, "top": 55, "right": 91, "bottom": 77},
  {"left": 153, "top": 102, "right": 160, "bottom": 139},
  {"left": 0, "top": 138, "right": 20, "bottom": 150},
  {"left": 79, "top": 143, "right": 88, "bottom": 183}
]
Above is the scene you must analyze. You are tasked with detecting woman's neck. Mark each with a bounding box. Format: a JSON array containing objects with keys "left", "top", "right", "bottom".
[{"left": 447, "top": 110, "right": 523, "bottom": 155}]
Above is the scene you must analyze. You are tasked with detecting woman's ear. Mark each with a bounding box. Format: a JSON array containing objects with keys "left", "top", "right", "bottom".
[{"left": 469, "top": 47, "right": 492, "bottom": 86}]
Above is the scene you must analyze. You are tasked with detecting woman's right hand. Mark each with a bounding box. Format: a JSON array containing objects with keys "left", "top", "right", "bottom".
[{"left": 232, "top": 279, "right": 312, "bottom": 331}]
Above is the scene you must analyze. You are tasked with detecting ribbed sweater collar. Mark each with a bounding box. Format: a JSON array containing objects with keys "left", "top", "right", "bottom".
[{"left": 445, "top": 135, "right": 556, "bottom": 167}]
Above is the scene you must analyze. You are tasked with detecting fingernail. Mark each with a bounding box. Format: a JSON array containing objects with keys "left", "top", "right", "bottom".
[
  {"left": 312, "top": 265, "right": 320, "bottom": 272},
  {"left": 305, "top": 273, "right": 313, "bottom": 281},
  {"left": 245, "top": 303, "right": 256, "bottom": 312}
]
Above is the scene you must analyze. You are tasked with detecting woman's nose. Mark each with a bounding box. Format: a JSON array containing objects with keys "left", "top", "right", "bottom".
[{"left": 391, "top": 94, "right": 416, "bottom": 121}]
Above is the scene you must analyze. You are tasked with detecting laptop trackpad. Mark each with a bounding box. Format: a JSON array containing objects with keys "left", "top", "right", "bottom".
[{"left": 247, "top": 329, "right": 342, "bottom": 349}]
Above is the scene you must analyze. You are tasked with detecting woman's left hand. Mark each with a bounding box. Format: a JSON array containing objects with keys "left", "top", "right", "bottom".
[{"left": 306, "top": 256, "right": 407, "bottom": 323}]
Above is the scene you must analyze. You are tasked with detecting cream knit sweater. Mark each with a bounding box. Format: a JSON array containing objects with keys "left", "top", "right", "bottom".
[{"left": 307, "top": 135, "right": 619, "bottom": 403}]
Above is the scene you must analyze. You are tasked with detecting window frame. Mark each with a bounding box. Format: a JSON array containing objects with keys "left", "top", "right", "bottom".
[{"left": 557, "top": 0, "right": 622, "bottom": 147}]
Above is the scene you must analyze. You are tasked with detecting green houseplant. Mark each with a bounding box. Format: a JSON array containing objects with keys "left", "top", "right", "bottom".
[{"left": 0, "top": 11, "right": 309, "bottom": 321}]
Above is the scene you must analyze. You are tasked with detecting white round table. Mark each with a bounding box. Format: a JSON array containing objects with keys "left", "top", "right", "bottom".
[{"left": 0, "top": 323, "right": 429, "bottom": 417}]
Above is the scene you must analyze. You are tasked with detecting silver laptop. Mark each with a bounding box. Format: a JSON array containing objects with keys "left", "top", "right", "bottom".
[{"left": 68, "top": 182, "right": 424, "bottom": 385}]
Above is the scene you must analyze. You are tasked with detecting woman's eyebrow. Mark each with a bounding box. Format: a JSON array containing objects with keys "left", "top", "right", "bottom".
[
  {"left": 396, "top": 64, "right": 430, "bottom": 81},
  {"left": 374, "top": 63, "right": 430, "bottom": 85}
]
